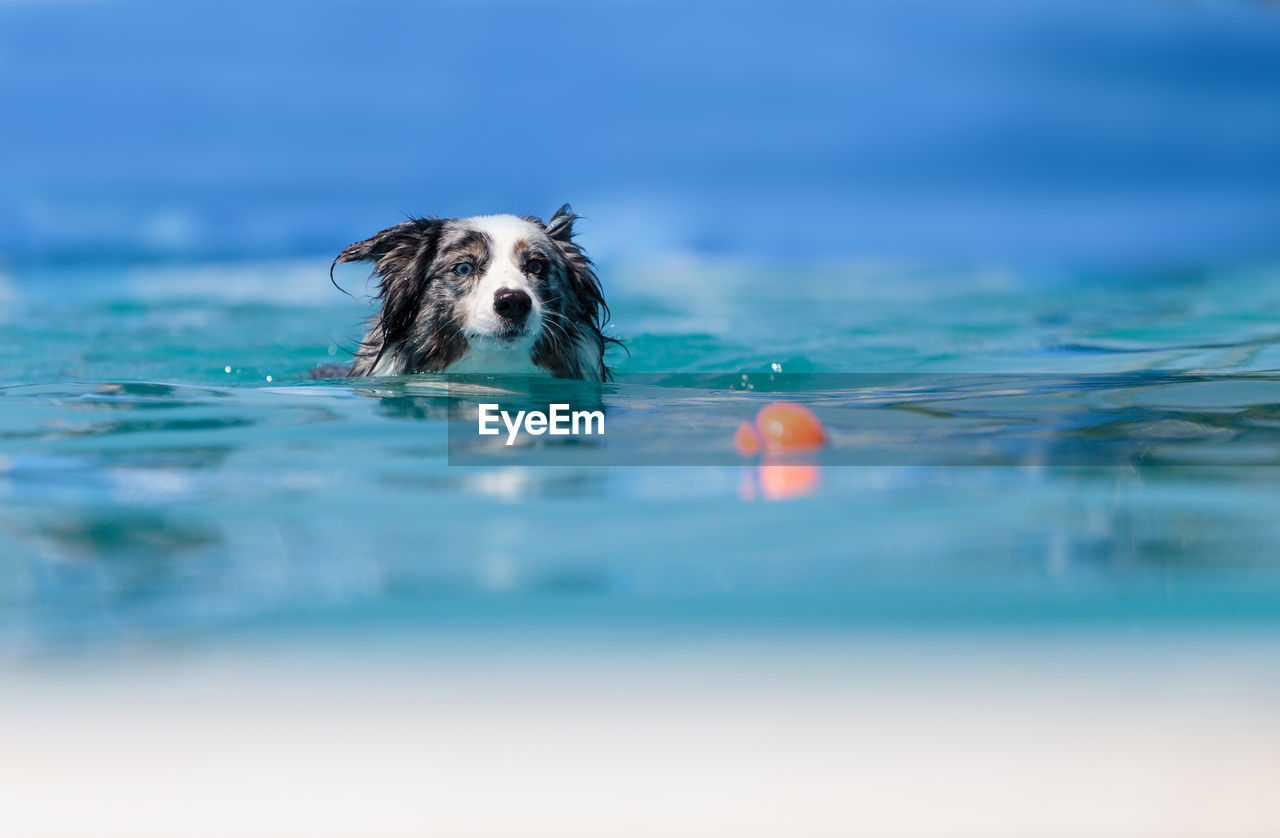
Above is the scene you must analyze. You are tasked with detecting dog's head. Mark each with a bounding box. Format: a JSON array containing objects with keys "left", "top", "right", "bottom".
[{"left": 334, "top": 205, "right": 614, "bottom": 380}]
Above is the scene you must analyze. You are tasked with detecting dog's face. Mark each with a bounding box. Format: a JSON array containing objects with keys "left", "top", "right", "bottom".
[
  {"left": 438, "top": 214, "right": 551, "bottom": 352},
  {"left": 335, "top": 205, "right": 613, "bottom": 380}
]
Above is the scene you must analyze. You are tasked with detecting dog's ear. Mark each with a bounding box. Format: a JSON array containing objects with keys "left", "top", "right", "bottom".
[
  {"left": 543, "top": 203, "right": 619, "bottom": 380},
  {"left": 544, "top": 204, "right": 598, "bottom": 306},
  {"left": 545, "top": 203, "right": 578, "bottom": 244},
  {"left": 333, "top": 219, "right": 439, "bottom": 268},
  {"left": 332, "top": 218, "right": 441, "bottom": 348},
  {"left": 546, "top": 204, "right": 607, "bottom": 321}
]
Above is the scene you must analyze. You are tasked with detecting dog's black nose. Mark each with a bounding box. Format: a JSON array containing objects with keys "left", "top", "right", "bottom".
[{"left": 493, "top": 288, "right": 532, "bottom": 321}]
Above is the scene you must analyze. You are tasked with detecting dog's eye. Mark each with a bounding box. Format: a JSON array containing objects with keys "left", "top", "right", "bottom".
[
  {"left": 526, "top": 259, "right": 546, "bottom": 277},
  {"left": 453, "top": 262, "right": 474, "bottom": 276}
]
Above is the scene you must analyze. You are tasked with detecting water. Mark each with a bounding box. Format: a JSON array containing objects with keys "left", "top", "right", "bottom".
[{"left": 3, "top": 257, "right": 1280, "bottom": 656}]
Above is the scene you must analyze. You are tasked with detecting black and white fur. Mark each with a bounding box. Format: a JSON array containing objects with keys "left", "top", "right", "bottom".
[{"left": 332, "top": 205, "right": 617, "bottom": 381}]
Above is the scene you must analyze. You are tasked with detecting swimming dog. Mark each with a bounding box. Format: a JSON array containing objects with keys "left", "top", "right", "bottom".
[{"left": 330, "top": 205, "right": 617, "bottom": 381}]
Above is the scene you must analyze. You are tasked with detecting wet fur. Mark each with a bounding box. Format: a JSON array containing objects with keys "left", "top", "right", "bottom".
[{"left": 330, "top": 205, "right": 618, "bottom": 381}]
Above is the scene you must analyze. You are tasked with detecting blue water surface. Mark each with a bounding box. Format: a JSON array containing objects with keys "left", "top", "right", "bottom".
[
  {"left": 3, "top": 0, "right": 1280, "bottom": 656},
  {"left": 4, "top": 255, "right": 1280, "bottom": 655}
]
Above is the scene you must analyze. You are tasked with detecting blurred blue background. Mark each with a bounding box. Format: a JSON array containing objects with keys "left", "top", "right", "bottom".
[{"left": 3, "top": 0, "right": 1279, "bottom": 266}]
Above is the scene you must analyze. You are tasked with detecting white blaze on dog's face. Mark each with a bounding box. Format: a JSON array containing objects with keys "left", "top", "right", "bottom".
[
  {"left": 456, "top": 215, "right": 545, "bottom": 354},
  {"left": 440, "top": 214, "right": 561, "bottom": 376}
]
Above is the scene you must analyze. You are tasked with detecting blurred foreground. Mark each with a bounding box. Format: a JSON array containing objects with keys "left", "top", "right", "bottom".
[{"left": 4, "top": 629, "right": 1278, "bottom": 838}]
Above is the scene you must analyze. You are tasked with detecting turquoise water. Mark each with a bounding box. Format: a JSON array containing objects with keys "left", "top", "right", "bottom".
[{"left": 3, "top": 258, "right": 1280, "bottom": 655}]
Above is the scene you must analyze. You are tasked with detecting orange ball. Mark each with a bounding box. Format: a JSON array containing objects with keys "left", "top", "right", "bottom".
[
  {"left": 754, "top": 401, "right": 826, "bottom": 455},
  {"left": 733, "top": 420, "right": 761, "bottom": 456}
]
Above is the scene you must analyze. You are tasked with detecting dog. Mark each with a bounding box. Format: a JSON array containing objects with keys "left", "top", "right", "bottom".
[{"left": 328, "top": 205, "right": 618, "bottom": 381}]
